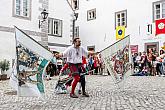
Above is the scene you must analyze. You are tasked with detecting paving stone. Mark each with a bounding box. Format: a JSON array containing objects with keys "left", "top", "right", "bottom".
[{"left": 1, "top": 75, "right": 165, "bottom": 109}]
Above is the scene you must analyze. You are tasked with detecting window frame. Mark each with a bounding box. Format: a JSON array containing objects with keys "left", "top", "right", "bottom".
[
  {"left": 87, "top": 8, "right": 96, "bottom": 21},
  {"left": 48, "top": 18, "right": 63, "bottom": 37},
  {"left": 153, "top": 0, "right": 165, "bottom": 22},
  {"left": 115, "top": 10, "right": 127, "bottom": 29},
  {"left": 12, "top": 0, "right": 31, "bottom": 20}
]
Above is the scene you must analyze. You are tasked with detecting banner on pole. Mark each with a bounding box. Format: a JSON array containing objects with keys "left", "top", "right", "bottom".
[
  {"left": 10, "top": 26, "right": 54, "bottom": 97},
  {"left": 100, "top": 35, "right": 131, "bottom": 83},
  {"left": 116, "top": 26, "right": 125, "bottom": 40}
]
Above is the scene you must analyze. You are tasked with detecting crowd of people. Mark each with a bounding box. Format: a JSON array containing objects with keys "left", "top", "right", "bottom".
[
  {"left": 45, "top": 39, "right": 165, "bottom": 98},
  {"left": 45, "top": 53, "right": 105, "bottom": 79},
  {"left": 132, "top": 48, "right": 165, "bottom": 76}
]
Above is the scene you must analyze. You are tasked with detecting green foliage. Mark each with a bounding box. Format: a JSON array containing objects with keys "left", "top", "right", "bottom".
[{"left": 0, "top": 59, "right": 10, "bottom": 72}]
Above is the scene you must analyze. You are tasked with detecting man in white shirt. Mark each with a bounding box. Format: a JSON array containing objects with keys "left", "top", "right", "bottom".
[{"left": 57, "top": 37, "right": 93, "bottom": 98}]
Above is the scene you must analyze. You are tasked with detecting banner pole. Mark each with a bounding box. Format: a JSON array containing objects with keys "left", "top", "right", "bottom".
[{"left": 14, "top": 27, "right": 20, "bottom": 96}]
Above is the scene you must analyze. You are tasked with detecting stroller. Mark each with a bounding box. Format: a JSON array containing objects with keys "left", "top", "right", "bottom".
[
  {"left": 54, "top": 63, "right": 91, "bottom": 94},
  {"left": 54, "top": 76, "right": 73, "bottom": 94},
  {"left": 54, "top": 71, "right": 90, "bottom": 94}
]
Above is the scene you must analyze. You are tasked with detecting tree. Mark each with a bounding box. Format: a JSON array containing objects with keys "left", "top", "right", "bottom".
[{"left": 0, "top": 59, "right": 10, "bottom": 74}]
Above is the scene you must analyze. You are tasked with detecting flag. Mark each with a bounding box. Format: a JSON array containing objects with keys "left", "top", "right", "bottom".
[
  {"left": 10, "top": 26, "right": 54, "bottom": 97},
  {"left": 155, "top": 18, "right": 165, "bottom": 35},
  {"left": 116, "top": 26, "right": 125, "bottom": 40},
  {"left": 100, "top": 35, "right": 131, "bottom": 84}
]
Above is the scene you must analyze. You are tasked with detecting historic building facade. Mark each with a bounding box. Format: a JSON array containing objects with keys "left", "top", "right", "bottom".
[
  {"left": 0, "top": 0, "right": 74, "bottom": 66},
  {"left": 74, "top": 0, "right": 165, "bottom": 53}
]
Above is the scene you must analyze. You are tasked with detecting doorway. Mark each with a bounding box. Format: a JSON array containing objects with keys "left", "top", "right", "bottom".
[{"left": 144, "top": 42, "right": 159, "bottom": 53}]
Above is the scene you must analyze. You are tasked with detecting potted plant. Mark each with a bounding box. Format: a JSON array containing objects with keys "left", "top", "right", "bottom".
[{"left": 0, "top": 59, "right": 10, "bottom": 80}]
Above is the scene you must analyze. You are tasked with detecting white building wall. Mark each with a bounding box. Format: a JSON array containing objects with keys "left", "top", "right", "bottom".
[
  {"left": 0, "top": 32, "right": 15, "bottom": 60},
  {"left": 77, "top": 0, "right": 165, "bottom": 52},
  {"left": 0, "top": 0, "right": 43, "bottom": 64},
  {"left": 0, "top": 0, "right": 73, "bottom": 70},
  {"left": 0, "top": 0, "right": 41, "bottom": 31},
  {"left": 48, "top": 0, "right": 73, "bottom": 47}
]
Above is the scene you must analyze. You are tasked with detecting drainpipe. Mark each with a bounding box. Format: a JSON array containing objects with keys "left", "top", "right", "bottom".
[{"left": 65, "top": 0, "right": 78, "bottom": 41}]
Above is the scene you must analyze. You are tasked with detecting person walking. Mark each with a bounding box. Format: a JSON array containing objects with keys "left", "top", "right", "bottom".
[
  {"left": 93, "top": 55, "right": 99, "bottom": 74},
  {"left": 56, "top": 37, "right": 93, "bottom": 98}
]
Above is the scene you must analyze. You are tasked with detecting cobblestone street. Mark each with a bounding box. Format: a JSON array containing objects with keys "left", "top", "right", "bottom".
[{"left": 1, "top": 75, "right": 165, "bottom": 110}]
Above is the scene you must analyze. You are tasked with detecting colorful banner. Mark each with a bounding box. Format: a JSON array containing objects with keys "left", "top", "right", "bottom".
[
  {"left": 100, "top": 35, "right": 131, "bottom": 83},
  {"left": 130, "top": 45, "right": 138, "bottom": 54},
  {"left": 116, "top": 26, "right": 125, "bottom": 40},
  {"left": 155, "top": 18, "right": 165, "bottom": 35},
  {"left": 10, "top": 26, "right": 54, "bottom": 97}
]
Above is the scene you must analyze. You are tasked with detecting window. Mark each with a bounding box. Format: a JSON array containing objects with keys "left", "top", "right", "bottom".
[
  {"left": 115, "top": 10, "right": 127, "bottom": 28},
  {"left": 13, "top": 0, "right": 31, "bottom": 19},
  {"left": 87, "top": 9, "right": 96, "bottom": 21},
  {"left": 72, "top": 0, "right": 79, "bottom": 10},
  {"left": 74, "top": 26, "right": 79, "bottom": 37},
  {"left": 87, "top": 46, "right": 95, "bottom": 51},
  {"left": 48, "top": 18, "right": 62, "bottom": 37},
  {"left": 153, "top": 1, "right": 165, "bottom": 21}
]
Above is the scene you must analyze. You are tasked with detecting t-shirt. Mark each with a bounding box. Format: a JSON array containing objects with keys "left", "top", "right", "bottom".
[
  {"left": 136, "top": 56, "right": 141, "bottom": 61},
  {"left": 63, "top": 45, "right": 88, "bottom": 64}
]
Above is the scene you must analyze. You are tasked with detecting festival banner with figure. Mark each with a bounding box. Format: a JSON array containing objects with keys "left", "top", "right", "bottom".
[
  {"left": 10, "top": 26, "right": 54, "bottom": 97},
  {"left": 100, "top": 35, "right": 131, "bottom": 83}
]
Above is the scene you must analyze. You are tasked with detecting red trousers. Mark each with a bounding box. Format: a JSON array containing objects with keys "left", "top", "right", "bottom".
[
  {"left": 68, "top": 63, "right": 84, "bottom": 94},
  {"left": 71, "top": 74, "right": 80, "bottom": 94}
]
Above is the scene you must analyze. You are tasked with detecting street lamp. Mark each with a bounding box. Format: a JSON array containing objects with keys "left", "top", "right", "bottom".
[
  {"left": 74, "top": 13, "right": 78, "bottom": 20},
  {"left": 39, "top": 9, "right": 48, "bottom": 28}
]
